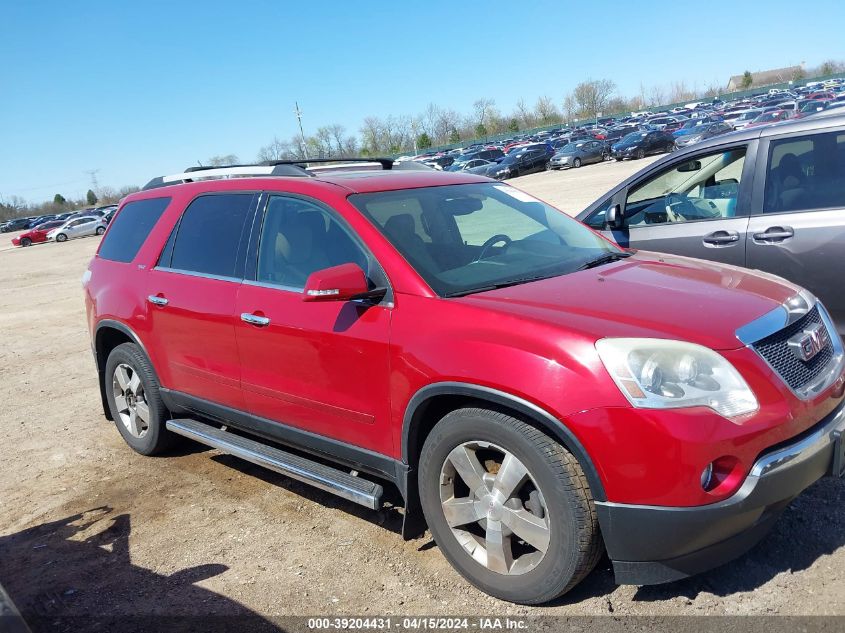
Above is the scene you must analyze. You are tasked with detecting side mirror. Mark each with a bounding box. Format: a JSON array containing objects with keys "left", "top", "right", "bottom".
[
  {"left": 303, "top": 263, "right": 382, "bottom": 303},
  {"left": 606, "top": 204, "right": 624, "bottom": 230}
]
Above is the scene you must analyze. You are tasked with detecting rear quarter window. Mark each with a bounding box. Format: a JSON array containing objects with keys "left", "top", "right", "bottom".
[{"left": 98, "top": 197, "right": 171, "bottom": 263}]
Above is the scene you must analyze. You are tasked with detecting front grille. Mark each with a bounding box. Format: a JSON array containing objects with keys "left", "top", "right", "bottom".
[{"left": 752, "top": 306, "right": 834, "bottom": 391}]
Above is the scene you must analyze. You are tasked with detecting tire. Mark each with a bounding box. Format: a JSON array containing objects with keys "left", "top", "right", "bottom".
[
  {"left": 573, "top": 157, "right": 582, "bottom": 168},
  {"left": 545, "top": 161, "right": 551, "bottom": 171},
  {"left": 56, "top": 233, "right": 68, "bottom": 242},
  {"left": 104, "top": 342, "right": 176, "bottom": 456},
  {"left": 418, "top": 408, "right": 602, "bottom": 604},
  {"left": 20, "top": 237, "right": 32, "bottom": 247},
  {"left": 615, "top": 157, "right": 623, "bottom": 161},
  {"left": 636, "top": 149, "right": 645, "bottom": 159},
  {"left": 96, "top": 226, "right": 106, "bottom": 235}
]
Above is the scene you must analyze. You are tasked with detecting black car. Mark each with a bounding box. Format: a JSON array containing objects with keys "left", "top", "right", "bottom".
[
  {"left": 611, "top": 130, "right": 675, "bottom": 160},
  {"left": 454, "top": 148, "right": 504, "bottom": 165},
  {"left": 485, "top": 146, "right": 554, "bottom": 180},
  {"left": 1, "top": 217, "right": 35, "bottom": 232}
]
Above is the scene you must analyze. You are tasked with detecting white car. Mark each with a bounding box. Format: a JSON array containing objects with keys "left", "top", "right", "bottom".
[{"left": 47, "top": 216, "right": 107, "bottom": 243}]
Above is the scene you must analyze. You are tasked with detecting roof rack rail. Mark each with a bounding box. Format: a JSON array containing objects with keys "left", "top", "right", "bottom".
[
  {"left": 142, "top": 163, "right": 310, "bottom": 190},
  {"left": 141, "top": 156, "right": 428, "bottom": 191}
]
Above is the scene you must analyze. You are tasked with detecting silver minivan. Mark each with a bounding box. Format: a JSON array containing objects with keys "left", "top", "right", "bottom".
[{"left": 578, "top": 111, "right": 845, "bottom": 334}]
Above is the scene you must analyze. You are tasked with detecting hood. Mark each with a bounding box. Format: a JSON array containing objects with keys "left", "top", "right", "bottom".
[{"left": 455, "top": 252, "right": 798, "bottom": 351}]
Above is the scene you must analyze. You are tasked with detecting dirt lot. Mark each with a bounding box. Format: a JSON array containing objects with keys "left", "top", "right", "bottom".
[{"left": 1, "top": 159, "right": 843, "bottom": 629}]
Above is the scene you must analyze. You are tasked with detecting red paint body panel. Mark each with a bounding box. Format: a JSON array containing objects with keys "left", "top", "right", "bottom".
[
  {"left": 84, "top": 172, "right": 845, "bottom": 509},
  {"left": 11, "top": 228, "right": 50, "bottom": 246}
]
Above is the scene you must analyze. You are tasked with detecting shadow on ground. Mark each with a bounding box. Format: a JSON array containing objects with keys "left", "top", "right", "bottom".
[{"left": 0, "top": 507, "right": 281, "bottom": 632}]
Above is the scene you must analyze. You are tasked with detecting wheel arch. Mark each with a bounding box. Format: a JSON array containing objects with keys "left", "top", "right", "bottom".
[
  {"left": 94, "top": 320, "right": 156, "bottom": 421},
  {"left": 401, "top": 382, "right": 607, "bottom": 503}
]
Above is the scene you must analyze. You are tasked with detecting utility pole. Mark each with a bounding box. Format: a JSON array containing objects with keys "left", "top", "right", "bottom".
[
  {"left": 295, "top": 102, "right": 309, "bottom": 160},
  {"left": 85, "top": 169, "right": 100, "bottom": 191}
]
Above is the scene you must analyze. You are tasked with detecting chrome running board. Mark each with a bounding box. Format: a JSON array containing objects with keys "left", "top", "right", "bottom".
[{"left": 166, "top": 418, "right": 383, "bottom": 510}]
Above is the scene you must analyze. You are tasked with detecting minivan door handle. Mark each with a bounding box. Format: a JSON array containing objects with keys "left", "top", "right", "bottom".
[
  {"left": 752, "top": 226, "right": 794, "bottom": 243},
  {"left": 702, "top": 230, "right": 740, "bottom": 247},
  {"left": 241, "top": 312, "right": 270, "bottom": 327},
  {"left": 147, "top": 295, "right": 169, "bottom": 306}
]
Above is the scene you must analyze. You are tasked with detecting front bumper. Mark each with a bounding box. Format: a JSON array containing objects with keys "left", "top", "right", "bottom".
[{"left": 598, "top": 397, "right": 845, "bottom": 585}]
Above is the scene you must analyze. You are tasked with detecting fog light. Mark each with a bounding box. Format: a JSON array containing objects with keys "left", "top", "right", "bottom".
[{"left": 700, "top": 463, "right": 714, "bottom": 490}]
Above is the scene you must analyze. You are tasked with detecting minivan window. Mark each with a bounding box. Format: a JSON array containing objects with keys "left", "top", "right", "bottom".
[
  {"left": 764, "top": 131, "right": 845, "bottom": 213},
  {"left": 99, "top": 197, "right": 170, "bottom": 263},
  {"left": 169, "top": 194, "right": 253, "bottom": 278},
  {"left": 624, "top": 147, "right": 747, "bottom": 225}
]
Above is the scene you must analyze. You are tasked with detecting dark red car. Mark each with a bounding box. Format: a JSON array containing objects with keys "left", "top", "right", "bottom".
[
  {"left": 11, "top": 220, "right": 64, "bottom": 247},
  {"left": 83, "top": 160, "right": 845, "bottom": 604}
]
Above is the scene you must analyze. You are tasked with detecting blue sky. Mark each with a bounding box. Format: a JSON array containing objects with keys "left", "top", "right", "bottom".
[{"left": 1, "top": 0, "right": 843, "bottom": 203}]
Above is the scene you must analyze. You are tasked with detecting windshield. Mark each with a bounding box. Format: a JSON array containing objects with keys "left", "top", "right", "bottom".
[
  {"left": 349, "top": 183, "right": 619, "bottom": 297},
  {"left": 621, "top": 132, "right": 648, "bottom": 144}
]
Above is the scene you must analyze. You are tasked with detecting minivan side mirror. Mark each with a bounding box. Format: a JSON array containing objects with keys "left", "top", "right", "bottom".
[
  {"left": 303, "top": 263, "right": 382, "bottom": 303},
  {"left": 606, "top": 204, "right": 624, "bottom": 230}
]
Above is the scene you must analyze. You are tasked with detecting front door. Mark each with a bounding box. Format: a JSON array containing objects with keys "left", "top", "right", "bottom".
[
  {"left": 746, "top": 128, "right": 845, "bottom": 333},
  {"left": 591, "top": 144, "right": 753, "bottom": 267},
  {"left": 146, "top": 192, "right": 256, "bottom": 410},
  {"left": 234, "top": 194, "right": 394, "bottom": 455}
]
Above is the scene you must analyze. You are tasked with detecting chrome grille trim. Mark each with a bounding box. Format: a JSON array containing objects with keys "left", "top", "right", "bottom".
[{"left": 737, "top": 292, "right": 845, "bottom": 400}]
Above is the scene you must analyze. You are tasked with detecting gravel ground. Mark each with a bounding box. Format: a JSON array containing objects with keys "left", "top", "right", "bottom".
[{"left": 1, "top": 158, "right": 843, "bottom": 630}]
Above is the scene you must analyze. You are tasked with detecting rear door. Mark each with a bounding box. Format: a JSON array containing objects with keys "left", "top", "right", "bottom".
[
  {"left": 146, "top": 192, "right": 257, "bottom": 410},
  {"left": 747, "top": 127, "right": 845, "bottom": 333},
  {"left": 584, "top": 142, "right": 756, "bottom": 266}
]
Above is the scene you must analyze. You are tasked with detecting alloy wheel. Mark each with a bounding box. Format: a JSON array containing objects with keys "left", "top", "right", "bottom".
[
  {"left": 439, "top": 441, "right": 551, "bottom": 575},
  {"left": 112, "top": 363, "right": 150, "bottom": 438}
]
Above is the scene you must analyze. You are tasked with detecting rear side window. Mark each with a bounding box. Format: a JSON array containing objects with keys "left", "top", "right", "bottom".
[
  {"left": 169, "top": 194, "right": 253, "bottom": 278},
  {"left": 764, "top": 131, "right": 845, "bottom": 213},
  {"left": 98, "top": 197, "right": 171, "bottom": 263}
]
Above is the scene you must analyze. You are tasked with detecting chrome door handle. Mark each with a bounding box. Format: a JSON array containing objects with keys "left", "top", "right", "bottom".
[
  {"left": 147, "top": 295, "right": 169, "bottom": 306},
  {"left": 753, "top": 226, "right": 794, "bottom": 242},
  {"left": 241, "top": 313, "right": 270, "bottom": 327}
]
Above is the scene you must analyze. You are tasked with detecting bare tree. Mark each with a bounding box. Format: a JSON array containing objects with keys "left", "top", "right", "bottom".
[
  {"left": 257, "top": 137, "right": 294, "bottom": 162},
  {"left": 534, "top": 95, "right": 559, "bottom": 124},
  {"left": 572, "top": 79, "right": 616, "bottom": 118},
  {"left": 472, "top": 98, "right": 496, "bottom": 129},
  {"left": 206, "top": 154, "right": 239, "bottom": 166},
  {"left": 515, "top": 98, "right": 534, "bottom": 127},
  {"left": 562, "top": 94, "right": 577, "bottom": 122},
  {"left": 648, "top": 85, "right": 665, "bottom": 108}
]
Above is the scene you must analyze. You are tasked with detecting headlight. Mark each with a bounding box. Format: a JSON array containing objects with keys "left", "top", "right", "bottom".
[{"left": 595, "top": 338, "right": 758, "bottom": 418}]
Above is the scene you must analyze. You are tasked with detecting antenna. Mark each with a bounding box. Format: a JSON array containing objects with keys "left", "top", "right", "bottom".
[{"left": 295, "top": 101, "right": 309, "bottom": 160}]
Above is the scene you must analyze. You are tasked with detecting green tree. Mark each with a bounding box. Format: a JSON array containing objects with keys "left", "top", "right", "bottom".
[
  {"left": 792, "top": 67, "right": 806, "bottom": 82},
  {"left": 741, "top": 71, "right": 753, "bottom": 89},
  {"left": 86, "top": 189, "right": 98, "bottom": 206},
  {"left": 448, "top": 128, "right": 460, "bottom": 144},
  {"left": 508, "top": 118, "right": 519, "bottom": 133},
  {"left": 474, "top": 123, "right": 488, "bottom": 139},
  {"left": 416, "top": 132, "right": 432, "bottom": 150},
  {"left": 53, "top": 194, "right": 66, "bottom": 206}
]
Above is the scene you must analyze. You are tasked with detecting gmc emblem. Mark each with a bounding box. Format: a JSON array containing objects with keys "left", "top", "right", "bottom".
[{"left": 787, "top": 323, "right": 830, "bottom": 362}]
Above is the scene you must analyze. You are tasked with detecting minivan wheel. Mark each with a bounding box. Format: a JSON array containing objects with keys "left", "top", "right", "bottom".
[
  {"left": 20, "top": 237, "right": 32, "bottom": 247},
  {"left": 56, "top": 233, "right": 68, "bottom": 242},
  {"left": 96, "top": 226, "right": 106, "bottom": 235},
  {"left": 418, "top": 408, "right": 602, "bottom": 604},
  {"left": 105, "top": 342, "right": 176, "bottom": 455}
]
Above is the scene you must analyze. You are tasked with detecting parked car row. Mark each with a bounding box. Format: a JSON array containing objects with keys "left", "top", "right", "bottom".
[
  {"left": 398, "top": 77, "right": 845, "bottom": 179},
  {"left": 2, "top": 204, "right": 117, "bottom": 236},
  {"left": 7, "top": 207, "right": 115, "bottom": 247}
]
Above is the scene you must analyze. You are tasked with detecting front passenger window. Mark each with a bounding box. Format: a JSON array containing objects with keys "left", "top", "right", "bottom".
[{"left": 624, "top": 147, "right": 747, "bottom": 226}]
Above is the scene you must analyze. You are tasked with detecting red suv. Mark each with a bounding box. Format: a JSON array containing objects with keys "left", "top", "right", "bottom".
[{"left": 84, "top": 160, "right": 845, "bottom": 604}]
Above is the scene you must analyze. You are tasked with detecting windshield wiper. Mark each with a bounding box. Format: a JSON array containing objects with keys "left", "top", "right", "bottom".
[
  {"left": 577, "top": 251, "right": 632, "bottom": 271},
  {"left": 445, "top": 272, "right": 565, "bottom": 298}
]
